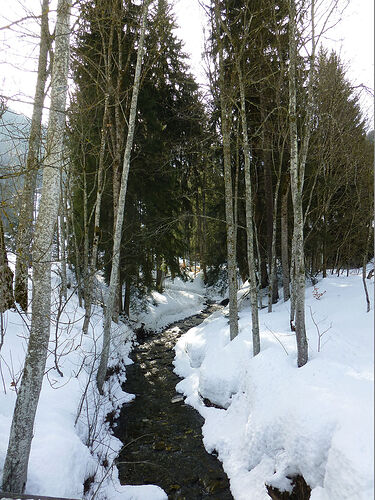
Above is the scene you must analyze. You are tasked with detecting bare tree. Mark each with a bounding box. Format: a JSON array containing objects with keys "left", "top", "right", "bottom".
[{"left": 2, "top": 0, "right": 72, "bottom": 491}]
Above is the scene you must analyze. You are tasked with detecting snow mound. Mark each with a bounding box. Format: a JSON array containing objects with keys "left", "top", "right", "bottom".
[{"left": 174, "top": 270, "right": 374, "bottom": 499}]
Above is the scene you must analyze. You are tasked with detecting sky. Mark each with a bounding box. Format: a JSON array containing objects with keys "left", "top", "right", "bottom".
[{"left": 0, "top": 0, "right": 373, "bottom": 126}]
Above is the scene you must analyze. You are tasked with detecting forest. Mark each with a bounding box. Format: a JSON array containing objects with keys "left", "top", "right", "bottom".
[{"left": 0, "top": 0, "right": 373, "bottom": 499}]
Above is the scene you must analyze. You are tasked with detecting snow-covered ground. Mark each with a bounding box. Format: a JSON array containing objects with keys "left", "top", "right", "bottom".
[
  {"left": 135, "top": 274, "right": 206, "bottom": 331},
  {"left": 174, "top": 269, "right": 374, "bottom": 499},
  {"left": 0, "top": 265, "right": 205, "bottom": 499}
]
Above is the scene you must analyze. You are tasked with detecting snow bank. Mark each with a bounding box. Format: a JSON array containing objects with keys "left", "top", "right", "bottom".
[
  {"left": 0, "top": 260, "right": 169, "bottom": 499},
  {"left": 135, "top": 272, "right": 206, "bottom": 331},
  {"left": 174, "top": 270, "right": 374, "bottom": 499}
]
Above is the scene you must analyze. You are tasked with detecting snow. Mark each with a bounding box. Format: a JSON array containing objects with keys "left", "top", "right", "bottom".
[
  {"left": 0, "top": 265, "right": 204, "bottom": 498},
  {"left": 174, "top": 269, "right": 374, "bottom": 499},
  {"left": 135, "top": 273, "right": 206, "bottom": 331},
  {"left": 1, "top": 260, "right": 372, "bottom": 499}
]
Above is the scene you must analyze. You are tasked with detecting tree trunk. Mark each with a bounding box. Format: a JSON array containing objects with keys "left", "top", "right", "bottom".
[
  {"left": 2, "top": 0, "right": 71, "bottom": 491},
  {"left": 281, "top": 184, "right": 290, "bottom": 301},
  {"left": 268, "top": 175, "right": 281, "bottom": 312},
  {"left": 214, "top": 1, "right": 238, "bottom": 340},
  {"left": 288, "top": 0, "right": 315, "bottom": 367},
  {"left": 82, "top": 23, "right": 114, "bottom": 334},
  {"left": 201, "top": 171, "right": 207, "bottom": 282},
  {"left": 59, "top": 175, "right": 67, "bottom": 300},
  {"left": 156, "top": 255, "right": 164, "bottom": 292},
  {"left": 237, "top": 61, "right": 260, "bottom": 355},
  {"left": 14, "top": 0, "right": 50, "bottom": 311},
  {"left": 97, "top": 0, "right": 150, "bottom": 394},
  {"left": 124, "top": 278, "right": 131, "bottom": 318},
  {"left": 362, "top": 223, "right": 372, "bottom": 312}
]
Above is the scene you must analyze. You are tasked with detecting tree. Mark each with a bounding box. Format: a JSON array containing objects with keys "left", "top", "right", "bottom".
[
  {"left": 288, "top": 0, "right": 315, "bottom": 367},
  {"left": 2, "top": 0, "right": 72, "bottom": 491},
  {"left": 96, "top": 0, "right": 151, "bottom": 394},
  {"left": 212, "top": 0, "right": 238, "bottom": 341},
  {"left": 14, "top": 0, "right": 50, "bottom": 311}
]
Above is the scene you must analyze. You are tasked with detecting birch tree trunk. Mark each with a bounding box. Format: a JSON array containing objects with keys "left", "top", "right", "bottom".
[
  {"left": 214, "top": 1, "right": 238, "bottom": 340},
  {"left": 288, "top": 0, "right": 315, "bottom": 367},
  {"left": 237, "top": 63, "right": 260, "bottom": 355},
  {"left": 2, "top": 0, "right": 71, "bottom": 491},
  {"left": 96, "top": 0, "right": 151, "bottom": 394},
  {"left": 14, "top": 0, "right": 50, "bottom": 311},
  {"left": 281, "top": 184, "right": 290, "bottom": 301}
]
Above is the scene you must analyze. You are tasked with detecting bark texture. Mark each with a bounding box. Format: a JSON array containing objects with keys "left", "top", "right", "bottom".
[{"left": 2, "top": 0, "right": 71, "bottom": 491}]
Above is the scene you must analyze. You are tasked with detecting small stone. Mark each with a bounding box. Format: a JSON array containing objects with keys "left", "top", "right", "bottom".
[{"left": 171, "top": 395, "right": 184, "bottom": 403}]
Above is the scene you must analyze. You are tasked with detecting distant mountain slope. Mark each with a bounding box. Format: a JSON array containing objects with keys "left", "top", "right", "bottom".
[{"left": 0, "top": 110, "right": 31, "bottom": 230}]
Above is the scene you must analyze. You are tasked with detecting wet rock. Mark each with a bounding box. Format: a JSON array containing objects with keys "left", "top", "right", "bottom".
[
  {"left": 202, "top": 396, "right": 227, "bottom": 410},
  {"left": 266, "top": 475, "right": 311, "bottom": 499},
  {"left": 171, "top": 395, "right": 184, "bottom": 403}
]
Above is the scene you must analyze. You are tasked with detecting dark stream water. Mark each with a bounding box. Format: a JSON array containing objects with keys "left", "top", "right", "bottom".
[{"left": 113, "top": 302, "right": 233, "bottom": 499}]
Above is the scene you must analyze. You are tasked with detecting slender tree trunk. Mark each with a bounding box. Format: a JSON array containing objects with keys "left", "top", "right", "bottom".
[
  {"left": 124, "top": 278, "right": 131, "bottom": 318},
  {"left": 111, "top": 24, "right": 126, "bottom": 324},
  {"left": 281, "top": 184, "right": 290, "bottom": 301},
  {"left": 59, "top": 170, "right": 68, "bottom": 300},
  {"left": 2, "top": 0, "right": 71, "bottom": 491},
  {"left": 14, "top": 0, "right": 50, "bottom": 311},
  {"left": 268, "top": 175, "right": 281, "bottom": 312},
  {"left": 82, "top": 16, "right": 115, "bottom": 334},
  {"left": 260, "top": 101, "right": 275, "bottom": 305},
  {"left": 156, "top": 255, "right": 164, "bottom": 292},
  {"left": 237, "top": 62, "right": 260, "bottom": 355},
  {"left": 201, "top": 171, "right": 207, "bottom": 282},
  {"left": 214, "top": 1, "right": 238, "bottom": 340},
  {"left": 97, "top": 0, "right": 150, "bottom": 394},
  {"left": 288, "top": 0, "right": 315, "bottom": 367},
  {"left": 254, "top": 225, "right": 263, "bottom": 309},
  {"left": 362, "top": 223, "right": 372, "bottom": 312}
]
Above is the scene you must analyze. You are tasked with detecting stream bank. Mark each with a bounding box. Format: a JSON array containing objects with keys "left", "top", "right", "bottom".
[
  {"left": 112, "top": 302, "right": 312, "bottom": 499},
  {"left": 112, "top": 302, "right": 233, "bottom": 499}
]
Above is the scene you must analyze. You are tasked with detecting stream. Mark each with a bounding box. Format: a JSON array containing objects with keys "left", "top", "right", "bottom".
[{"left": 112, "top": 302, "right": 233, "bottom": 499}]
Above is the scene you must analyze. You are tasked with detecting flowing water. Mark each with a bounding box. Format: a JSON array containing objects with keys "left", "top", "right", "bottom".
[{"left": 113, "top": 302, "right": 233, "bottom": 499}]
